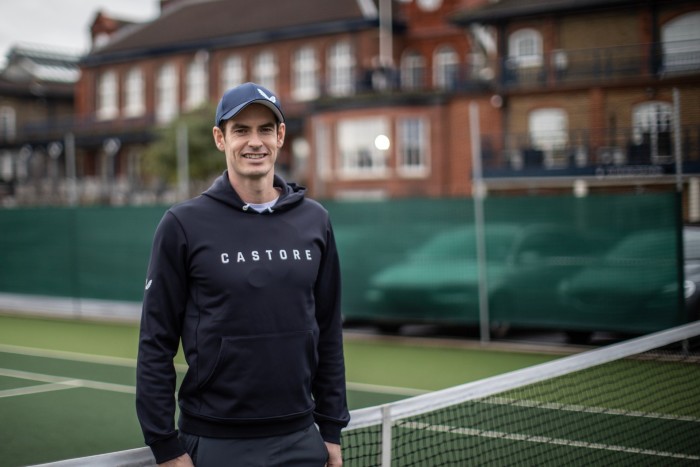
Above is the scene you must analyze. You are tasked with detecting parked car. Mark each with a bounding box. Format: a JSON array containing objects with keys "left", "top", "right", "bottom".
[
  {"left": 363, "top": 223, "right": 616, "bottom": 335},
  {"left": 364, "top": 224, "right": 520, "bottom": 328},
  {"left": 560, "top": 226, "right": 700, "bottom": 338}
]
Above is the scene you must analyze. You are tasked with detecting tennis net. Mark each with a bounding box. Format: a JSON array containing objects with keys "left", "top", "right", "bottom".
[
  {"left": 33, "top": 321, "right": 700, "bottom": 467},
  {"left": 343, "top": 320, "right": 700, "bottom": 466}
]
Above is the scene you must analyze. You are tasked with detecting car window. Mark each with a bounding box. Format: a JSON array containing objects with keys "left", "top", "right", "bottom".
[
  {"left": 410, "top": 225, "right": 518, "bottom": 262},
  {"left": 684, "top": 228, "right": 700, "bottom": 260},
  {"left": 606, "top": 230, "right": 675, "bottom": 259}
]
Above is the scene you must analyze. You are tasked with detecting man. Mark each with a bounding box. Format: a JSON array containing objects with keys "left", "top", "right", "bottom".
[{"left": 136, "top": 82, "right": 350, "bottom": 467}]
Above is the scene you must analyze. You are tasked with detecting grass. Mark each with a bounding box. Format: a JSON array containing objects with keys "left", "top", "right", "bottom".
[{"left": 0, "top": 313, "right": 562, "bottom": 466}]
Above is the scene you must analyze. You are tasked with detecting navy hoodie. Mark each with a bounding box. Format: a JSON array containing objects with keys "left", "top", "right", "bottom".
[{"left": 136, "top": 172, "right": 350, "bottom": 464}]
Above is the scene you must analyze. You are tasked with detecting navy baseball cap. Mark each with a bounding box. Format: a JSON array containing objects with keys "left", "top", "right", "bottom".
[{"left": 215, "top": 82, "right": 285, "bottom": 127}]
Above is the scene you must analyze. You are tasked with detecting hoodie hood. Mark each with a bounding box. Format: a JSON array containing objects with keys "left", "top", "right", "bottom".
[{"left": 202, "top": 171, "right": 306, "bottom": 213}]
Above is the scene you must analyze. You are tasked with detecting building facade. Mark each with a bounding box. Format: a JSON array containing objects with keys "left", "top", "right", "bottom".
[
  {"left": 1, "top": 0, "right": 699, "bottom": 211},
  {"left": 0, "top": 45, "right": 79, "bottom": 205}
]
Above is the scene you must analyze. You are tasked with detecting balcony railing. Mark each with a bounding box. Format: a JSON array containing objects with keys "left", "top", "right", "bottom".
[
  {"left": 481, "top": 124, "right": 700, "bottom": 178},
  {"left": 501, "top": 40, "right": 700, "bottom": 89},
  {"left": 349, "top": 40, "right": 700, "bottom": 95}
]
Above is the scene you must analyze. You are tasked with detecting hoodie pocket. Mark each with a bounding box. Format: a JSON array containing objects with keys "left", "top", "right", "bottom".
[{"left": 198, "top": 330, "right": 316, "bottom": 420}]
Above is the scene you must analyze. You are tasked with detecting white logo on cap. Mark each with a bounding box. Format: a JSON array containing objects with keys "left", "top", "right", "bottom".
[{"left": 257, "top": 88, "right": 277, "bottom": 104}]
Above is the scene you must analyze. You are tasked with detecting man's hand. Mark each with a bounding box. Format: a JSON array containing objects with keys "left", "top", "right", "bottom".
[
  {"left": 158, "top": 453, "right": 194, "bottom": 467},
  {"left": 325, "top": 442, "right": 342, "bottom": 467}
]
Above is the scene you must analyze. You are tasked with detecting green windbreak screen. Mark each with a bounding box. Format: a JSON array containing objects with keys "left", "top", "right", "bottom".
[
  {"left": 0, "top": 192, "right": 682, "bottom": 333},
  {"left": 327, "top": 192, "right": 682, "bottom": 334},
  {"left": 0, "top": 206, "right": 165, "bottom": 301}
]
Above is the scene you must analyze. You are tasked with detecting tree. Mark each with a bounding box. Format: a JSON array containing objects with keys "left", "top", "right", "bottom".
[{"left": 141, "top": 104, "right": 224, "bottom": 188}]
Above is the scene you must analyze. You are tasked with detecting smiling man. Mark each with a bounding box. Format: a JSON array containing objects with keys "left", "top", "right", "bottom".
[{"left": 136, "top": 82, "right": 350, "bottom": 467}]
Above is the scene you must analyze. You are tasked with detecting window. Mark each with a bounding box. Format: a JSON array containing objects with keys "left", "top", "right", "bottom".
[
  {"left": 123, "top": 67, "right": 145, "bottom": 118},
  {"left": 185, "top": 52, "right": 208, "bottom": 110},
  {"left": 433, "top": 46, "right": 459, "bottom": 89},
  {"left": 632, "top": 101, "right": 673, "bottom": 159},
  {"left": 337, "top": 117, "right": 389, "bottom": 176},
  {"left": 253, "top": 50, "right": 277, "bottom": 91},
  {"left": 400, "top": 50, "right": 425, "bottom": 90},
  {"left": 221, "top": 54, "right": 244, "bottom": 91},
  {"left": 96, "top": 69, "right": 118, "bottom": 120},
  {"left": 156, "top": 63, "right": 178, "bottom": 124},
  {"left": 328, "top": 41, "right": 355, "bottom": 96},
  {"left": 292, "top": 46, "right": 319, "bottom": 101},
  {"left": 314, "top": 120, "right": 331, "bottom": 183},
  {"left": 662, "top": 12, "right": 700, "bottom": 73},
  {"left": 528, "top": 109, "right": 568, "bottom": 167},
  {"left": 509, "top": 29, "right": 543, "bottom": 68},
  {"left": 397, "top": 117, "right": 429, "bottom": 176},
  {"left": 0, "top": 106, "right": 16, "bottom": 141}
]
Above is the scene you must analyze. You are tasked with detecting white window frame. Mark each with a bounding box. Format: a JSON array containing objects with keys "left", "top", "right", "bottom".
[
  {"left": 292, "top": 46, "right": 319, "bottom": 101},
  {"left": 632, "top": 101, "right": 673, "bottom": 159},
  {"left": 328, "top": 41, "right": 356, "bottom": 96},
  {"left": 337, "top": 117, "right": 389, "bottom": 178},
  {"left": 397, "top": 116, "right": 430, "bottom": 177},
  {"left": 0, "top": 106, "right": 16, "bottom": 141},
  {"left": 185, "top": 53, "right": 208, "bottom": 111},
  {"left": 221, "top": 54, "right": 245, "bottom": 92},
  {"left": 253, "top": 50, "right": 278, "bottom": 91},
  {"left": 509, "top": 28, "right": 543, "bottom": 68},
  {"left": 433, "top": 45, "right": 459, "bottom": 89},
  {"left": 662, "top": 11, "right": 700, "bottom": 73},
  {"left": 400, "top": 50, "right": 426, "bottom": 90},
  {"left": 528, "top": 108, "right": 568, "bottom": 163},
  {"left": 96, "top": 69, "right": 118, "bottom": 120},
  {"left": 155, "top": 63, "right": 179, "bottom": 124},
  {"left": 123, "top": 67, "right": 145, "bottom": 118}
]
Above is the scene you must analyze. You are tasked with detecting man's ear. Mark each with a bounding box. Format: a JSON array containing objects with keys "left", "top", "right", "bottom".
[
  {"left": 277, "top": 122, "right": 286, "bottom": 148},
  {"left": 213, "top": 125, "right": 225, "bottom": 152}
]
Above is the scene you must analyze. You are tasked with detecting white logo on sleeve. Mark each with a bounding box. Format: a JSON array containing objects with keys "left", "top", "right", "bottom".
[
  {"left": 145, "top": 279, "right": 153, "bottom": 290},
  {"left": 257, "top": 88, "right": 277, "bottom": 103}
]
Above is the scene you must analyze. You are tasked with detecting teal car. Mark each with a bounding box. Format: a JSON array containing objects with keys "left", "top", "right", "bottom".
[
  {"left": 363, "top": 223, "right": 616, "bottom": 336},
  {"left": 560, "top": 227, "right": 700, "bottom": 337}
]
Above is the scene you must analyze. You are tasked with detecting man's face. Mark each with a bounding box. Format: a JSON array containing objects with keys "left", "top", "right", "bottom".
[{"left": 213, "top": 104, "right": 285, "bottom": 182}]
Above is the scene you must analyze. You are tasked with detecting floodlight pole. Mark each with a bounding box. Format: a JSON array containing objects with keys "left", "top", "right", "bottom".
[
  {"left": 379, "top": 0, "right": 393, "bottom": 67},
  {"left": 177, "top": 123, "right": 190, "bottom": 201},
  {"left": 672, "top": 88, "right": 685, "bottom": 325},
  {"left": 470, "top": 101, "right": 490, "bottom": 343}
]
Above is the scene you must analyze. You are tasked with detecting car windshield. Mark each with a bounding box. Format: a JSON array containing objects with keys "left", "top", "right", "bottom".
[
  {"left": 410, "top": 225, "right": 518, "bottom": 262},
  {"left": 605, "top": 230, "right": 675, "bottom": 260}
]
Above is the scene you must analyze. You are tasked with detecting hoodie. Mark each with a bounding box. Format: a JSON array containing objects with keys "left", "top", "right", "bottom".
[{"left": 136, "top": 172, "right": 350, "bottom": 464}]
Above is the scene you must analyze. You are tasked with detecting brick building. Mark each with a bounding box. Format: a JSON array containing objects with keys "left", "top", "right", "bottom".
[{"left": 3, "top": 0, "right": 700, "bottom": 208}]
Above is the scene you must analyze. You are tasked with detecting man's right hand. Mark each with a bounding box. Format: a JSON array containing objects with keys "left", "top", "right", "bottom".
[{"left": 159, "top": 453, "right": 194, "bottom": 467}]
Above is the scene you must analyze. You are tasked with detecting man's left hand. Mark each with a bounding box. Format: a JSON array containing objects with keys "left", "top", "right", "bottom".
[{"left": 325, "top": 441, "right": 342, "bottom": 467}]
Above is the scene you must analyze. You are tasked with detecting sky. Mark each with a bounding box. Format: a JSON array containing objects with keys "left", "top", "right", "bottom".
[{"left": 0, "top": 0, "right": 160, "bottom": 67}]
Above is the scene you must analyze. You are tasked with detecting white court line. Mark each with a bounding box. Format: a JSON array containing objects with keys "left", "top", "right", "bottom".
[
  {"left": 346, "top": 381, "right": 428, "bottom": 397},
  {"left": 483, "top": 396, "right": 700, "bottom": 424},
  {"left": 0, "top": 381, "right": 80, "bottom": 399},
  {"left": 0, "top": 344, "right": 427, "bottom": 398},
  {"left": 0, "top": 343, "right": 188, "bottom": 371},
  {"left": 400, "top": 421, "right": 700, "bottom": 462},
  {"left": 0, "top": 368, "right": 136, "bottom": 396}
]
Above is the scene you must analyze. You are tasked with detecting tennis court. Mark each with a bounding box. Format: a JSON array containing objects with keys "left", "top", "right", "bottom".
[
  {"left": 0, "top": 314, "right": 562, "bottom": 466},
  {"left": 342, "top": 321, "right": 700, "bottom": 466},
  {"left": 3, "top": 314, "right": 698, "bottom": 466}
]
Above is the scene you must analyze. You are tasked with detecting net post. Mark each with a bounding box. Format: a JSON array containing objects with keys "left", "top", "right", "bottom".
[{"left": 381, "top": 405, "right": 393, "bottom": 466}]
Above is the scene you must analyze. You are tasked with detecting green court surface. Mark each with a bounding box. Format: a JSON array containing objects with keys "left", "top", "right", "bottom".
[{"left": 0, "top": 314, "right": 560, "bottom": 466}]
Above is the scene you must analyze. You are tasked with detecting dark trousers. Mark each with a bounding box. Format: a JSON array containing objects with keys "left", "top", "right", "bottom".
[{"left": 179, "top": 425, "right": 328, "bottom": 467}]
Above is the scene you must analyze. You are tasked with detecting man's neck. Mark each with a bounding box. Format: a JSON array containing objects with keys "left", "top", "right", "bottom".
[{"left": 228, "top": 172, "right": 279, "bottom": 205}]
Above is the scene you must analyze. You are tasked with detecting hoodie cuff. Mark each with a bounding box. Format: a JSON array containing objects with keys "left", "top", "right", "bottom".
[
  {"left": 149, "top": 433, "right": 187, "bottom": 464},
  {"left": 317, "top": 422, "right": 343, "bottom": 445}
]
